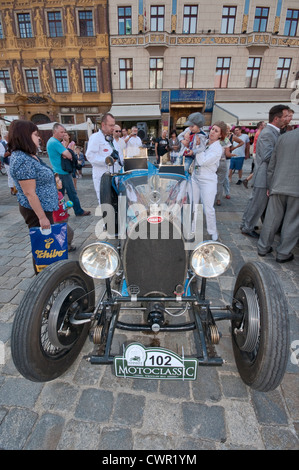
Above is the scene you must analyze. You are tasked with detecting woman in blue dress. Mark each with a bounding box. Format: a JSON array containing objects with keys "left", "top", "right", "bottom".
[{"left": 9, "top": 120, "right": 58, "bottom": 231}]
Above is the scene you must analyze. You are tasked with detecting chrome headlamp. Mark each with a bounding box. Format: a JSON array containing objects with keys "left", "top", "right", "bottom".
[
  {"left": 190, "top": 241, "right": 232, "bottom": 278},
  {"left": 79, "top": 242, "right": 120, "bottom": 279}
]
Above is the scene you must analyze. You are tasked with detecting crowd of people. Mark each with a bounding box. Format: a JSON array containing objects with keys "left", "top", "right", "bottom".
[{"left": 2, "top": 102, "right": 298, "bottom": 275}]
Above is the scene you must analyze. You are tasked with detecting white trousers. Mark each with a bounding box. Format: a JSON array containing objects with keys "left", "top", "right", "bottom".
[
  {"left": 92, "top": 164, "right": 120, "bottom": 206},
  {"left": 192, "top": 176, "right": 218, "bottom": 238},
  {"left": 92, "top": 168, "right": 107, "bottom": 205}
]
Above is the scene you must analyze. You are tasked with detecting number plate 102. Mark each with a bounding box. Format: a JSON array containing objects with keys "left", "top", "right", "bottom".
[{"left": 114, "top": 343, "right": 198, "bottom": 380}]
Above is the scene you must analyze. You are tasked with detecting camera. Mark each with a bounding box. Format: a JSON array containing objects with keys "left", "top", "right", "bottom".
[{"left": 111, "top": 149, "right": 122, "bottom": 165}]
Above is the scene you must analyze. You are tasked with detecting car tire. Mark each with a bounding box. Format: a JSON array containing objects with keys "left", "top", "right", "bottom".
[
  {"left": 11, "top": 260, "right": 95, "bottom": 382},
  {"left": 231, "top": 261, "right": 289, "bottom": 392}
]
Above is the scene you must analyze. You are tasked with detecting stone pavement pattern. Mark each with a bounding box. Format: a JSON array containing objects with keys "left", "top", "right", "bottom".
[{"left": 0, "top": 159, "right": 298, "bottom": 450}]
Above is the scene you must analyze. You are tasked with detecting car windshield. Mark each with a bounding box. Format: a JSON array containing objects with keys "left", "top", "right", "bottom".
[
  {"left": 116, "top": 168, "right": 192, "bottom": 230},
  {"left": 118, "top": 171, "right": 191, "bottom": 207}
]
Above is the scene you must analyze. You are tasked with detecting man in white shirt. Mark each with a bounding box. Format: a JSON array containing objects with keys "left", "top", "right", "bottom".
[
  {"left": 113, "top": 124, "right": 125, "bottom": 165},
  {"left": 125, "top": 126, "right": 142, "bottom": 156},
  {"left": 86, "top": 113, "right": 119, "bottom": 204},
  {"left": 0, "top": 131, "right": 17, "bottom": 195},
  {"left": 228, "top": 126, "right": 250, "bottom": 185}
]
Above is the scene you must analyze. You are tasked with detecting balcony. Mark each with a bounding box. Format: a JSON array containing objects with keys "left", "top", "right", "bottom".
[
  {"left": 110, "top": 31, "right": 299, "bottom": 49},
  {"left": 245, "top": 32, "right": 271, "bottom": 52}
]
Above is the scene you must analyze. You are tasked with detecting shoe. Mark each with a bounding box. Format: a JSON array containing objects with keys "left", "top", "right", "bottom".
[
  {"left": 241, "top": 230, "right": 260, "bottom": 239},
  {"left": 276, "top": 254, "right": 294, "bottom": 263},
  {"left": 68, "top": 245, "right": 76, "bottom": 253},
  {"left": 236, "top": 180, "right": 242, "bottom": 185},
  {"left": 243, "top": 179, "right": 248, "bottom": 188},
  {"left": 76, "top": 210, "right": 91, "bottom": 217},
  {"left": 258, "top": 247, "right": 273, "bottom": 257},
  {"left": 225, "top": 195, "right": 231, "bottom": 199},
  {"left": 216, "top": 200, "right": 221, "bottom": 206}
]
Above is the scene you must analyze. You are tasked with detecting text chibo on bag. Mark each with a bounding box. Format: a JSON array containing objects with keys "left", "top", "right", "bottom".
[{"left": 29, "top": 223, "right": 68, "bottom": 273}]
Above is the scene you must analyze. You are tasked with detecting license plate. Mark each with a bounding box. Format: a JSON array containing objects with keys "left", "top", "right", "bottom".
[{"left": 114, "top": 343, "right": 198, "bottom": 380}]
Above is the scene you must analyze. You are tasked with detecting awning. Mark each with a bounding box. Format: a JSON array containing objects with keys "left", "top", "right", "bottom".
[
  {"left": 37, "top": 119, "right": 94, "bottom": 135},
  {"left": 109, "top": 104, "right": 161, "bottom": 121},
  {"left": 212, "top": 102, "right": 299, "bottom": 126}
]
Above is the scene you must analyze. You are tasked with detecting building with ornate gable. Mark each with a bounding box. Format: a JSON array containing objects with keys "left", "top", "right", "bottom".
[
  {"left": 0, "top": 0, "right": 111, "bottom": 143},
  {"left": 1, "top": 1, "right": 299, "bottom": 142}
]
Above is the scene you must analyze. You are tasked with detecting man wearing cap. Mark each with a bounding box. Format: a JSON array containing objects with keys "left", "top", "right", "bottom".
[{"left": 178, "top": 112, "right": 207, "bottom": 172}]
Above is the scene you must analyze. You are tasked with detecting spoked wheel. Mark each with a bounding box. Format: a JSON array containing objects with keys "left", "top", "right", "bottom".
[
  {"left": 11, "top": 261, "right": 95, "bottom": 382},
  {"left": 231, "top": 261, "right": 289, "bottom": 392}
]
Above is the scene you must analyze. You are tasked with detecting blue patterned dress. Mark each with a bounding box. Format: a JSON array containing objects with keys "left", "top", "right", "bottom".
[{"left": 10, "top": 150, "right": 58, "bottom": 211}]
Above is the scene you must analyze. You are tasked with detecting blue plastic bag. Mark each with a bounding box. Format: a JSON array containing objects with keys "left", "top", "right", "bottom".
[{"left": 29, "top": 223, "right": 68, "bottom": 273}]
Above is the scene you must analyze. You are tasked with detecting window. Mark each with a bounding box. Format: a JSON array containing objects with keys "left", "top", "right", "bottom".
[
  {"left": 180, "top": 57, "right": 195, "bottom": 88},
  {"left": 150, "top": 6, "right": 165, "bottom": 32},
  {"left": 54, "top": 69, "right": 69, "bottom": 92},
  {"left": 0, "top": 70, "right": 13, "bottom": 93},
  {"left": 83, "top": 68, "right": 97, "bottom": 92},
  {"left": 47, "top": 11, "right": 63, "bottom": 37},
  {"left": 25, "top": 69, "right": 40, "bottom": 93},
  {"left": 183, "top": 5, "right": 198, "bottom": 34},
  {"left": 284, "top": 9, "right": 299, "bottom": 36},
  {"left": 61, "top": 115, "right": 75, "bottom": 125},
  {"left": 275, "top": 58, "right": 292, "bottom": 88},
  {"left": 149, "top": 58, "right": 164, "bottom": 89},
  {"left": 118, "top": 7, "right": 132, "bottom": 35},
  {"left": 245, "top": 57, "right": 261, "bottom": 88},
  {"left": 253, "top": 7, "right": 269, "bottom": 32},
  {"left": 215, "top": 58, "right": 231, "bottom": 88},
  {"left": 78, "top": 10, "right": 93, "bottom": 37},
  {"left": 17, "top": 13, "right": 33, "bottom": 38},
  {"left": 119, "top": 58, "right": 133, "bottom": 89},
  {"left": 0, "top": 17, "right": 3, "bottom": 38},
  {"left": 221, "top": 6, "right": 236, "bottom": 34}
]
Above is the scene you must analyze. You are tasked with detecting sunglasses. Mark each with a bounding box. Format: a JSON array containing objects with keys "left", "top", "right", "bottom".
[{"left": 115, "top": 130, "right": 121, "bottom": 132}]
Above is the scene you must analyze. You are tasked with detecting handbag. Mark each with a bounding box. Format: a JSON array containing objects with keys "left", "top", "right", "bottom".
[
  {"left": 61, "top": 156, "right": 74, "bottom": 173},
  {"left": 29, "top": 223, "right": 68, "bottom": 273}
]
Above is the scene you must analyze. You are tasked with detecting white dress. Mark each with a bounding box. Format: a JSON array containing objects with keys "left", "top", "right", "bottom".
[{"left": 191, "top": 140, "right": 222, "bottom": 240}]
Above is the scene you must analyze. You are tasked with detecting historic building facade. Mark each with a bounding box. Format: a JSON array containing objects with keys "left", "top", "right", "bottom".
[
  {"left": 0, "top": 0, "right": 111, "bottom": 133},
  {"left": 108, "top": 0, "right": 299, "bottom": 136},
  {"left": 1, "top": 1, "right": 299, "bottom": 139}
]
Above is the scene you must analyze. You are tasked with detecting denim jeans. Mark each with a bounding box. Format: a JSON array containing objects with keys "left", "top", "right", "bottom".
[
  {"left": 184, "top": 156, "right": 194, "bottom": 173},
  {"left": 59, "top": 173, "right": 84, "bottom": 215}
]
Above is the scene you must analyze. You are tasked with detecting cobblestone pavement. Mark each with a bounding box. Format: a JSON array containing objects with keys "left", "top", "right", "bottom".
[{"left": 0, "top": 158, "right": 298, "bottom": 451}]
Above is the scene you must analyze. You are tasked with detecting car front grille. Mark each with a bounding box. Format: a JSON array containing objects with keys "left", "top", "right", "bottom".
[{"left": 123, "top": 217, "right": 187, "bottom": 297}]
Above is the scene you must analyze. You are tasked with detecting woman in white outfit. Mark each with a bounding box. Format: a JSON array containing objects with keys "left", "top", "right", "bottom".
[{"left": 192, "top": 121, "right": 227, "bottom": 241}]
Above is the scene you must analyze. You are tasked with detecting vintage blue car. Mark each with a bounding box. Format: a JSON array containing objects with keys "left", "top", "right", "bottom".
[{"left": 11, "top": 157, "right": 289, "bottom": 391}]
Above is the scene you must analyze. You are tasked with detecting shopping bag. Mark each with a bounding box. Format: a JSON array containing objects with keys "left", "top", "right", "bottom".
[{"left": 29, "top": 223, "right": 68, "bottom": 273}]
